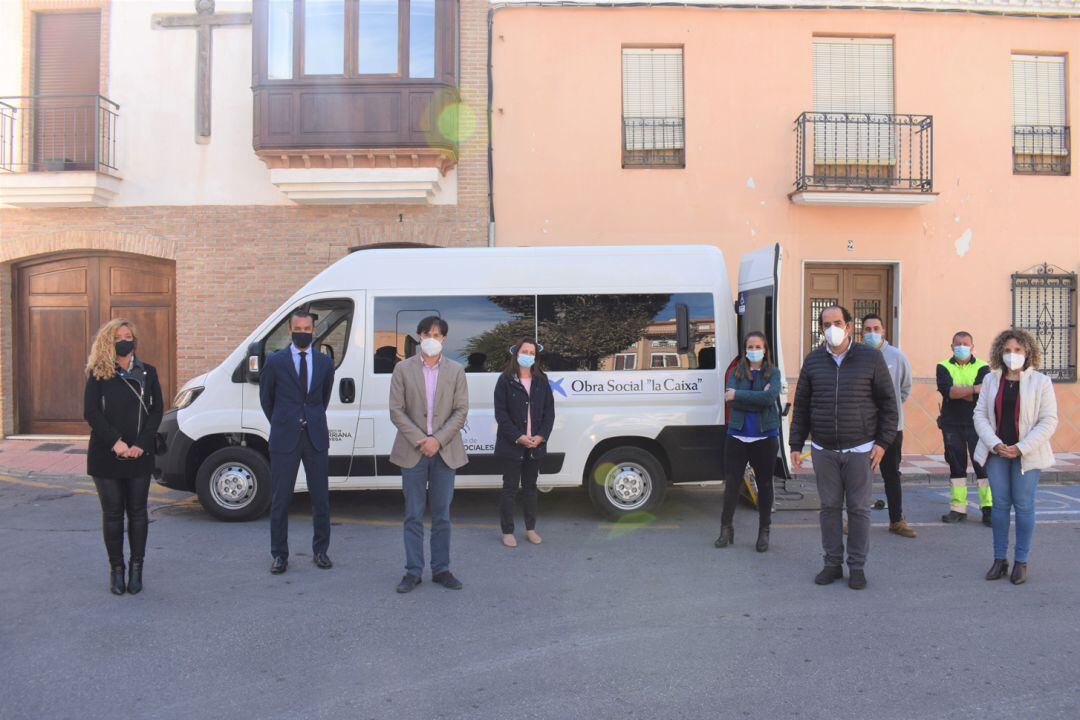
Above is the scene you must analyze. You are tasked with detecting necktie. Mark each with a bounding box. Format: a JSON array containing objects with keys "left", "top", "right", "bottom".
[{"left": 299, "top": 351, "right": 308, "bottom": 395}]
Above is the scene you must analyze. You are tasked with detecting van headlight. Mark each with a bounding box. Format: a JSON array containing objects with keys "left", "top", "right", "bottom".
[{"left": 173, "top": 386, "right": 204, "bottom": 410}]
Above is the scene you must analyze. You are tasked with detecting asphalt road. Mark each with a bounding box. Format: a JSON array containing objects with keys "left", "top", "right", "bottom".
[{"left": 1, "top": 473, "right": 1078, "bottom": 720}]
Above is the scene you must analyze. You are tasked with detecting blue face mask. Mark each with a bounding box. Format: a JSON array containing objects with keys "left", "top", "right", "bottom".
[
  {"left": 517, "top": 353, "right": 536, "bottom": 369},
  {"left": 953, "top": 345, "right": 971, "bottom": 361},
  {"left": 863, "top": 332, "right": 882, "bottom": 348},
  {"left": 745, "top": 349, "right": 764, "bottom": 363}
]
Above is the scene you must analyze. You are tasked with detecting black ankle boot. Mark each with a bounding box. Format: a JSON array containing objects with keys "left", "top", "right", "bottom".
[
  {"left": 110, "top": 564, "right": 126, "bottom": 596},
  {"left": 128, "top": 560, "right": 143, "bottom": 595},
  {"left": 756, "top": 526, "right": 770, "bottom": 553},
  {"left": 1010, "top": 561, "right": 1028, "bottom": 585},
  {"left": 714, "top": 526, "right": 734, "bottom": 548},
  {"left": 985, "top": 558, "right": 1009, "bottom": 580}
]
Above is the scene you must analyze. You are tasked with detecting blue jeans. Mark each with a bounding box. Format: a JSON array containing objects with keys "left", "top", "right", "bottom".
[
  {"left": 401, "top": 453, "right": 456, "bottom": 577},
  {"left": 985, "top": 455, "right": 1040, "bottom": 563}
]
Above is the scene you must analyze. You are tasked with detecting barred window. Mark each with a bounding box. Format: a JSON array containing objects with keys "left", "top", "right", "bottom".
[
  {"left": 622, "top": 48, "right": 684, "bottom": 168},
  {"left": 1012, "top": 54, "right": 1070, "bottom": 176},
  {"left": 1012, "top": 264, "right": 1077, "bottom": 382}
]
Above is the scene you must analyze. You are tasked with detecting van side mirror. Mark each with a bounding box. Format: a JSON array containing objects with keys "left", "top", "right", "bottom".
[
  {"left": 246, "top": 341, "right": 262, "bottom": 383},
  {"left": 675, "top": 303, "right": 691, "bottom": 354},
  {"left": 321, "top": 343, "right": 335, "bottom": 363}
]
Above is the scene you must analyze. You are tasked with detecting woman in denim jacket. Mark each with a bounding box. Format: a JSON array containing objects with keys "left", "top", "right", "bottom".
[{"left": 715, "top": 332, "right": 782, "bottom": 552}]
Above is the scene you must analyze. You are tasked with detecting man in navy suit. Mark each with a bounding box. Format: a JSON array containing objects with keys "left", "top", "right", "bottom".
[{"left": 259, "top": 309, "right": 336, "bottom": 574}]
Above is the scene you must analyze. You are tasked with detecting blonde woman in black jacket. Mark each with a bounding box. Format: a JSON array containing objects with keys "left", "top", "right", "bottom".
[
  {"left": 83, "top": 318, "right": 164, "bottom": 595},
  {"left": 493, "top": 339, "right": 556, "bottom": 548}
]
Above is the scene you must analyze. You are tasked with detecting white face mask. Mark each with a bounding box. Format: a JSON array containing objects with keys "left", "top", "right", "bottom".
[
  {"left": 1003, "top": 352, "right": 1026, "bottom": 371},
  {"left": 420, "top": 337, "right": 443, "bottom": 357},
  {"left": 824, "top": 325, "right": 848, "bottom": 348}
]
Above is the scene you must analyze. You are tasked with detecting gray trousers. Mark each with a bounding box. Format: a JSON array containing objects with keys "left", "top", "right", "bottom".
[{"left": 812, "top": 447, "right": 872, "bottom": 570}]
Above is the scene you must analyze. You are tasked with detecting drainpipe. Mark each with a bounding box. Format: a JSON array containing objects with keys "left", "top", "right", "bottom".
[{"left": 487, "top": 7, "right": 496, "bottom": 247}]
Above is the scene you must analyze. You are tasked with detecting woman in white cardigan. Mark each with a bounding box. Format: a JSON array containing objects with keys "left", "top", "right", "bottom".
[{"left": 973, "top": 329, "right": 1058, "bottom": 585}]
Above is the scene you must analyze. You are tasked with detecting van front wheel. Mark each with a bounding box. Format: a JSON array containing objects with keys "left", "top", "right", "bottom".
[
  {"left": 196, "top": 447, "right": 271, "bottom": 522},
  {"left": 587, "top": 446, "right": 667, "bottom": 520}
]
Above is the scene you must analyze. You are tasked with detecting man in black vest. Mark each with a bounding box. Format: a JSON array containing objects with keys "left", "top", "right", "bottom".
[
  {"left": 789, "top": 305, "right": 897, "bottom": 590},
  {"left": 259, "top": 309, "right": 336, "bottom": 575}
]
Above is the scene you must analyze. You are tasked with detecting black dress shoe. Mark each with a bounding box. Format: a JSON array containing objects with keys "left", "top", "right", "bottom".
[
  {"left": 714, "top": 526, "right": 734, "bottom": 549},
  {"left": 432, "top": 571, "right": 463, "bottom": 590},
  {"left": 755, "top": 526, "right": 770, "bottom": 553},
  {"left": 396, "top": 574, "right": 422, "bottom": 593},
  {"left": 848, "top": 569, "right": 867, "bottom": 590},
  {"left": 941, "top": 510, "right": 967, "bottom": 523},
  {"left": 814, "top": 565, "right": 843, "bottom": 585},
  {"left": 313, "top": 553, "right": 333, "bottom": 569},
  {"left": 985, "top": 558, "right": 1009, "bottom": 581},
  {"left": 982, "top": 507, "right": 993, "bottom": 527},
  {"left": 127, "top": 560, "right": 143, "bottom": 595},
  {"left": 1010, "top": 561, "right": 1028, "bottom": 585},
  {"left": 270, "top": 556, "right": 288, "bottom": 575},
  {"left": 110, "top": 564, "right": 126, "bottom": 596}
]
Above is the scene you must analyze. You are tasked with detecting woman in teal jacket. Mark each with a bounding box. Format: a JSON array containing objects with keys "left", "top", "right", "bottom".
[{"left": 715, "top": 331, "right": 782, "bottom": 552}]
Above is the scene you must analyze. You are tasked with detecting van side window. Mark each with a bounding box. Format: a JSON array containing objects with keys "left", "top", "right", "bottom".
[
  {"left": 537, "top": 293, "right": 715, "bottom": 371},
  {"left": 372, "top": 295, "right": 536, "bottom": 373},
  {"left": 263, "top": 298, "right": 354, "bottom": 369}
]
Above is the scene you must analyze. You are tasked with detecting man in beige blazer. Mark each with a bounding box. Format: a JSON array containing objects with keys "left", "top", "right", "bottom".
[{"left": 389, "top": 316, "right": 469, "bottom": 593}]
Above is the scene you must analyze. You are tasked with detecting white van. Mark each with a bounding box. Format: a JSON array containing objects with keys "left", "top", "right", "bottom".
[{"left": 154, "top": 244, "right": 790, "bottom": 521}]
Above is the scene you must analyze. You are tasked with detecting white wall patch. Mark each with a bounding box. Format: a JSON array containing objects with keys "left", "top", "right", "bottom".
[{"left": 955, "top": 229, "right": 973, "bottom": 257}]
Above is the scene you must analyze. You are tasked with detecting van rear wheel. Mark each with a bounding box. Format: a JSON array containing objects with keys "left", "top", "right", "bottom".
[
  {"left": 587, "top": 446, "right": 667, "bottom": 520},
  {"left": 196, "top": 447, "right": 271, "bottom": 522}
]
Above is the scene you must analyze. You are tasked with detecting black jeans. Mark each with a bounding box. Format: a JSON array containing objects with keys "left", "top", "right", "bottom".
[
  {"left": 500, "top": 453, "right": 539, "bottom": 534},
  {"left": 942, "top": 423, "right": 987, "bottom": 479},
  {"left": 880, "top": 430, "right": 904, "bottom": 523},
  {"left": 721, "top": 435, "right": 777, "bottom": 529},
  {"left": 92, "top": 475, "right": 151, "bottom": 566}
]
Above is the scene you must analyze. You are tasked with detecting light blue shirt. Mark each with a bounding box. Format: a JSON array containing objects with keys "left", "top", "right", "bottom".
[
  {"left": 289, "top": 344, "right": 313, "bottom": 394},
  {"left": 811, "top": 338, "right": 875, "bottom": 454}
]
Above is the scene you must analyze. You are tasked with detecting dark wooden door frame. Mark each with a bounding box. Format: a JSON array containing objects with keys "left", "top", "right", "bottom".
[
  {"left": 803, "top": 262, "right": 896, "bottom": 358},
  {"left": 13, "top": 251, "right": 177, "bottom": 435}
]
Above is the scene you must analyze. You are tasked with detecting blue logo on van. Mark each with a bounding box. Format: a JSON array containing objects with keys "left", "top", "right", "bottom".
[{"left": 549, "top": 377, "right": 567, "bottom": 397}]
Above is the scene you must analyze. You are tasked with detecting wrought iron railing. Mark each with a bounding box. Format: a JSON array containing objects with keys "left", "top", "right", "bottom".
[
  {"left": 622, "top": 117, "right": 685, "bottom": 167},
  {"left": 0, "top": 94, "right": 118, "bottom": 173},
  {"left": 1013, "top": 125, "right": 1070, "bottom": 175},
  {"left": 1012, "top": 263, "right": 1077, "bottom": 382},
  {"left": 794, "top": 112, "right": 933, "bottom": 192}
]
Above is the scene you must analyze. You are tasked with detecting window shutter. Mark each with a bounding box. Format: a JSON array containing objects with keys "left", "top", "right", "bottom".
[
  {"left": 812, "top": 38, "right": 894, "bottom": 165},
  {"left": 34, "top": 12, "right": 101, "bottom": 96},
  {"left": 1012, "top": 54, "right": 1066, "bottom": 126},
  {"left": 1012, "top": 55, "right": 1067, "bottom": 159},
  {"left": 622, "top": 48, "right": 684, "bottom": 151}
]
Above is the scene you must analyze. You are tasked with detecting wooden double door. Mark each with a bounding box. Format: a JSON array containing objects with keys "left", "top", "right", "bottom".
[
  {"left": 804, "top": 264, "right": 894, "bottom": 352},
  {"left": 15, "top": 253, "right": 176, "bottom": 435}
]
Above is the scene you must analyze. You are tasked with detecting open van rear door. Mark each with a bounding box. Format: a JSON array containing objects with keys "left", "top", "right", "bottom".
[{"left": 736, "top": 243, "right": 791, "bottom": 480}]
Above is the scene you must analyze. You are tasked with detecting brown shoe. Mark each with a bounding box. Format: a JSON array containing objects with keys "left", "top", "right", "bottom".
[{"left": 888, "top": 519, "right": 917, "bottom": 538}]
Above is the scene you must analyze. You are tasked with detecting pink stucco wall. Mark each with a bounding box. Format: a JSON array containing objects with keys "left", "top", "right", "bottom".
[{"left": 491, "top": 7, "right": 1080, "bottom": 453}]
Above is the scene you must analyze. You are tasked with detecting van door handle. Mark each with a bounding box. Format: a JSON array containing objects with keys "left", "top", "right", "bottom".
[{"left": 339, "top": 378, "right": 355, "bottom": 404}]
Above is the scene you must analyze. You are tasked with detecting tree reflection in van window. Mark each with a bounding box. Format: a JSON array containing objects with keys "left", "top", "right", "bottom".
[
  {"left": 373, "top": 295, "right": 536, "bottom": 373},
  {"left": 537, "top": 293, "right": 716, "bottom": 371}
]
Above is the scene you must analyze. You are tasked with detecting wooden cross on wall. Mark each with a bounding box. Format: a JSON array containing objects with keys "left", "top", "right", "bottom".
[{"left": 152, "top": 0, "right": 251, "bottom": 143}]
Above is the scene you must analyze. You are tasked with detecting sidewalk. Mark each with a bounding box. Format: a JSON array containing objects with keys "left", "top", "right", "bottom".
[{"left": 2, "top": 437, "right": 1078, "bottom": 483}]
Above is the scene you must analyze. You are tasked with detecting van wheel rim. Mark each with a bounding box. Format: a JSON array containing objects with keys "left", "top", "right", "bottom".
[
  {"left": 210, "top": 463, "right": 257, "bottom": 510},
  {"left": 604, "top": 463, "right": 651, "bottom": 511}
]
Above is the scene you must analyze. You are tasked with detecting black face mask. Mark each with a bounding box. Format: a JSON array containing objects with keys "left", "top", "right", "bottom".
[
  {"left": 114, "top": 340, "right": 135, "bottom": 358},
  {"left": 291, "top": 332, "right": 313, "bottom": 349}
]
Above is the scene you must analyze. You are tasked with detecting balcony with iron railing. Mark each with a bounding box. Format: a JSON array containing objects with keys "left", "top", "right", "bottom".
[
  {"left": 790, "top": 112, "right": 937, "bottom": 207},
  {"left": 0, "top": 94, "right": 121, "bottom": 208},
  {"left": 1013, "top": 125, "right": 1071, "bottom": 175}
]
